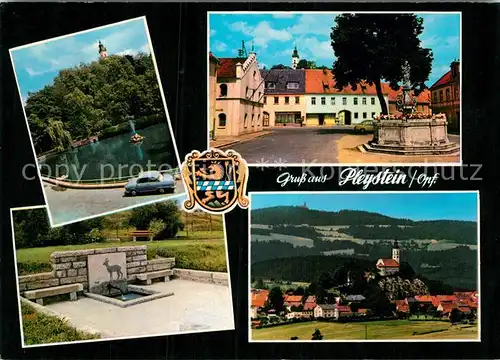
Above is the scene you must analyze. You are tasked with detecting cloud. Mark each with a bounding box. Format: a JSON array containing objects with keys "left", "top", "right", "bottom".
[
  {"left": 229, "top": 20, "right": 292, "bottom": 49},
  {"left": 213, "top": 40, "right": 228, "bottom": 52},
  {"left": 116, "top": 43, "right": 151, "bottom": 56},
  {"left": 289, "top": 14, "right": 336, "bottom": 36},
  {"left": 296, "top": 36, "right": 334, "bottom": 60},
  {"left": 25, "top": 67, "right": 52, "bottom": 77}
]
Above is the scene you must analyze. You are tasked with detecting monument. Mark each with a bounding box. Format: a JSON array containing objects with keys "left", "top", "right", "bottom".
[
  {"left": 361, "top": 61, "right": 460, "bottom": 155},
  {"left": 88, "top": 253, "right": 128, "bottom": 295}
]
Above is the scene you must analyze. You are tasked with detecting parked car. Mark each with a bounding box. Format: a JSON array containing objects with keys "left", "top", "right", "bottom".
[
  {"left": 354, "top": 120, "right": 376, "bottom": 133},
  {"left": 124, "top": 171, "right": 175, "bottom": 196}
]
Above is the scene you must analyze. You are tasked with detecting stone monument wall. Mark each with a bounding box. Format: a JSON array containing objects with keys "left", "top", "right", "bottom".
[{"left": 18, "top": 245, "right": 175, "bottom": 293}]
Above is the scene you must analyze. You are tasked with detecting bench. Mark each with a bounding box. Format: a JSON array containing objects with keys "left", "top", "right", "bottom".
[
  {"left": 136, "top": 269, "right": 174, "bottom": 285},
  {"left": 23, "top": 283, "right": 84, "bottom": 306},
  {"left": 129, "top": 230, "right": 152, "bottom": 242}
]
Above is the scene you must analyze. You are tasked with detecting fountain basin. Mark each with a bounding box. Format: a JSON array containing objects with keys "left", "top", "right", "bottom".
[
  {"left": 85, "top": 284, "right": 174, "bottom": 308},
  {"left": 362, "top": 118, "right": 460, "bottom": 155}
]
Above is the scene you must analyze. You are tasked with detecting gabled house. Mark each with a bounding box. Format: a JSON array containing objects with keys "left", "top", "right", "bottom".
[
  {"left": 394, "top": 299, "right": 409, "bottom": 313},
  {"left": 250, "top": 289, "right": 269, "bottom": 319},
  {"left": 284, "top": 295, "right": 303, "bottom": 310},
  {"left": 334, "top": 305, "right": 354, "bottom": 320},
  {"left": 376, "top": 240, "right": 401, "bottom": 276},
  {"left": 314, "top": 304, "right": 336, "bottom": 318}
]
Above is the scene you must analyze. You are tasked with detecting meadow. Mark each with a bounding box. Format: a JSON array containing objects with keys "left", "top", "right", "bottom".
[{"left": 251, "top": 320, "right": 478, "bottom": 341}]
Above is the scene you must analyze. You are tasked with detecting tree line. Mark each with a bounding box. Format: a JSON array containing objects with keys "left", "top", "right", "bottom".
[
  {"left": 13, "top": 201, "right": 183, "bottom": 248},
  {"left": 25, "top": 53, "right": 164, "bottom": 153}
]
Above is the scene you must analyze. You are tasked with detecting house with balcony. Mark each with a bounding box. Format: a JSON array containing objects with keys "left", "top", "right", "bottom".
[{"left": 430, "top": 60, "right": 460, "bottom": 133}]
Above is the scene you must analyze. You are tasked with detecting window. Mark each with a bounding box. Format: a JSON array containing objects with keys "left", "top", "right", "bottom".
[
  {"left": 312, "top": 97, "right": 316, "bottom": 105},
  {"left": 263, "top": 112, "right": 270, "bottom": 126},
  {"left": 439, "top": 90, "right": 443, "bottom": 102},
  {"left": 362, "top": 97, "right": 367, "bottom": 105},
  {"left": 371, "top": 112, "right": 375, "bottom": 118},
  {"left": 455, "top": 88, "right": 459, "bottom": 100},
  {"left": 264, "top": 96, "right": 267, "bottom": 104},
  {"left": 287, "top": 82, "right": 299, "bottom": 89},
  {"left": 274, "top": 97, "right": 279, "bottom": 105},
  {"left": 331, "top": 97, "right": 335, "bottom": 106},
  {"left": 371, "top": 97, "right": 375, "bottom": 105},
  {"left": 332, "top": 112, "right": 336, "bottom": 118},
  {"left": 218, "top": 113, "right": 226, "bottom": 127},
  {"left": 246, "top": 86, "right": 249, "bottom": 98},
  {"left": 285, "top": 97, "right": 290, "bottom": 104},
  {"left": 363, "top": 112, "right": 367, "bottom": 119},
  {"left": 258, "top": 92, "right": 261, "bottom": 99},
  {"left": 354, "top": 97, "right": 358, "bottom": 105},
  {"left": 446, "top": 88, "right": 450, "bottom": 102},
  {"left": 321, "top": 97, "right": 326, "bottom": 105},
  {"left": 342, "top": 97, "right": 347, "bottom": 105},
  {"left": 219, "top": 84, "right": 227, "bottom": 97},
  {"left": 265, "top": 82, "right": 275, "bottom": 89},
  {"left": 295, "top": 96, "right": 300, "bottom": 104},
  {"left": 257, "top": 114, "right": 261, "bottom": 126},
  {"left": 244, "top": 113, "right": 248, "bottom": 128},
  {"left": 433, "top": 92, "right": 437, "bottom": 103},
  {"left": 252, "top": 114, "right": 255, "bottom": 127},
  {"left": 354, "top": 112, "right": 359, "bottom": 119},
  {"left": 253, "top": 70, "right": 256, "bottom": 79}
]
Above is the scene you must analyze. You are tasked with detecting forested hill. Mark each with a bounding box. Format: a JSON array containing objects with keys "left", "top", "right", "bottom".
[
  {"left": 251, "top": 206, "right": 476, "bottom": 229},
  {"left": 26, "top": 53, "right": 164, "bottom": 153}
]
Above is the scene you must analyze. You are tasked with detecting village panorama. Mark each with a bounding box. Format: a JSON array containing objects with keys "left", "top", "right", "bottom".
[{"left": 250, "top": 192, "right": 478, "bottom": 341}]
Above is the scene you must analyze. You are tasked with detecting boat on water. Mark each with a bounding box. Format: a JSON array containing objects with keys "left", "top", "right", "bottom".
[{"left": 130, "top": 134, "right": 145, "bottom": 143}]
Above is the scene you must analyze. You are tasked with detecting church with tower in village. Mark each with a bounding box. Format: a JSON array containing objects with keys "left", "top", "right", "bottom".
[{"left": 376, "top": 240, "right": 401, "bottom": 276}]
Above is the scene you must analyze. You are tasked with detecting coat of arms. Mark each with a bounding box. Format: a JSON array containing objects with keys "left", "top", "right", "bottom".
[{"left": 181, "top": 149, "right": 249, "bottom": 213}]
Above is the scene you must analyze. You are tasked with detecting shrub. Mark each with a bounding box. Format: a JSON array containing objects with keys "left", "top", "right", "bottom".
[
  {"left": 17, "top": 261, "right": 52, "bottom": 276},
  {"left": 21, "top": 301, "right": 99, "bottom": 345},
  {"left": 156, "top": 242, "right": 227, "bottom": 272}
]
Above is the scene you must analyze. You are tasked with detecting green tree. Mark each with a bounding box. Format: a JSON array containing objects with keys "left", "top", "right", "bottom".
[
  {"left": 266, "top": 287, "right": 284, "bottom": 313},
  {"left": 450, "top": 308, "right": 463, "bottom": 324},
  {"left": 129, "top": 201, "right": 182, "bottom": 238},
  {"left": 103, "top": 212, "right": 130, "bottom": 239},
  {"left": 311, "top": 328, "right": 323, "bottom": 340},
  {"left": 271, "top": 64, "right": 291, "bottom": 69},
  {"left": 148, "top": 219, "right": 166, "bottom": 240},
  {"left": 330, "top": 13, "right": 433, "bottom": 114},
  {"left": 296, "top": 59, "right": 317, "bottom": 69},
  {"left": 254, "top": 278, "right": 267, "bottom": 289}
]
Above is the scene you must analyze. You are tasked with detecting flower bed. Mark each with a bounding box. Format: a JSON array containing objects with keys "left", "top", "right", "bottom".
[{"left": 374, "top": 113, "right": 446, "bottom": 121}]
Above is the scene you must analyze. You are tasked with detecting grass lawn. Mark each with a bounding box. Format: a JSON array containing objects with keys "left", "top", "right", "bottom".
[
  {"left": 21, "top": 301, "right": 99, "bottom": 345},
  {"left": 17, "top": 237, "right": 227, "bottom": 275},
  {"left": 251, "top": 320, "right": 478, "bottom": 341}
]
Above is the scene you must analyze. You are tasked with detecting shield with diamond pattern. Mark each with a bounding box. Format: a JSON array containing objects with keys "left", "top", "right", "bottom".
[{"left": 182, "top": 149, "right": 249, "bottom": 213}]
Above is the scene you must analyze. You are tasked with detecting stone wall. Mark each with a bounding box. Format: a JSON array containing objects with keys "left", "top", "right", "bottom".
[
  {"left": 173, "top": 269, "right": 229, "bottom": 286},
  {"left": 18, "top": 246, "right": 175, "bottom": 293}
]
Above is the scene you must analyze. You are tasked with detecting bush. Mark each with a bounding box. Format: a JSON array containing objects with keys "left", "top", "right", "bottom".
[
  {"left": 156, "top": 242, "right": 227, "bottom": 272},
  {"left": 21, "top": 301, "right": 99, "bottom": 345},
  {"left": 17, "top": 261, "right": 52, "bottom": 276}
]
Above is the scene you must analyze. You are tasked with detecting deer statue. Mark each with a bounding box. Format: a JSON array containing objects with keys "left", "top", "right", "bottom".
[{"left": 103, "top": 258, "right": 123, "bottom": 281}]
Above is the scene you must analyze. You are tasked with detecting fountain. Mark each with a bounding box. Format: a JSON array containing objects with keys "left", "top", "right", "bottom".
[
  {"left": 129, "top": 119, "right": 145, "bottom": 143},
  {"left": 362, "top": 61, "right": 460, "bottom": 155}
]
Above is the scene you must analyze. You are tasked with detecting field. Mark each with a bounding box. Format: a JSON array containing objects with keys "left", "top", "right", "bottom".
[
  {"left": 251, "top": 320, "right": 478, "bottom": 341},
  {"left": 16, "top": 238, "right": 227, "bottom": 275}
]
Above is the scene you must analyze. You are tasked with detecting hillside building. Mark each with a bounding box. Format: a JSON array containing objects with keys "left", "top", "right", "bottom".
[
  {"left": 291, "top": 46, "right": 300, "bottom": 69},
  {"left": 98, "top": 40, "right": 108, "bottom": 59},
  {"left": 376, "top": 240, "right": 401, "bottom": 276}
]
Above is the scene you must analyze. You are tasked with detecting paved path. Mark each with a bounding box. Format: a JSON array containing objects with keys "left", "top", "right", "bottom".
[
  {"left": 44, "top": 180, "right": 185, "bottom": 226},
  {"left": 46, "top": 280, "right": 234, "bottom": 339},
  {"left": 230, "top": 126, "right": 355, "bottom": 164}
]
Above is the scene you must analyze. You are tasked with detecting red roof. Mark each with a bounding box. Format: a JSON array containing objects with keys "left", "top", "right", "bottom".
[
  {"left": 357, "top": 308, "right": 369, "bottom": 314},
  {"left": 437, "top": 295, "right": 457, "bottom": 302},
  {"left": 209, "top": 52, "right": 220, "bottom": 64},
  {"left": 305, "top": 69, "right": 391, "bottom": 95},
  {"left": 336, "top": 305, "right": 352, "bottom": 312},
  {"left": 217, "top": 57, "right": 246, "bottom": 78},
  {"left": 284, "top": 295, "right": 302, "bottom": 303},
  {"left": 304, "top": 295, "right": 316, "bottom": 303},
  {"left": 303, "top": 302, "right": 316, "bottom": 311},
  {"left": 251, "top": 290, "right": 269, "bottom": 308},
  {"left": 458, "top": 306, "right": 471, "bottom": 313},
  {"left": 415, "top": 295, "right": 433, "bottom": 303},
  {"left": 440, "top": 303, "right": 458, "bottom": 314},
  {"left": 377, "top": 259, "right": 400, "bottom": 267},
  {"left": 430, "top": 70, "right": 452, "bottom": 89}
]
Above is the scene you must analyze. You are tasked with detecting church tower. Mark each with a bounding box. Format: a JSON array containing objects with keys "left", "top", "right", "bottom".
[
  {"left": 291, "top": 46, "right": 300, "bottom": 69},
  {"left": 98, "top": 40, "right": 108, "bottom": 60},
  {"left": 392, "top": 240, "right": 401, "bottom": 263}
]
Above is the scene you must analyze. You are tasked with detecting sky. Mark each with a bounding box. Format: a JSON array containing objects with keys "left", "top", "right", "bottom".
[
  {"left": 10, "top": 17, "right": 151, "bottom": 103},
  {"left": 209, "top": 12, "right": 460, "bottom": 87},
  {"left": 251, "top": 192, "right": 478, "bottom": 221}
]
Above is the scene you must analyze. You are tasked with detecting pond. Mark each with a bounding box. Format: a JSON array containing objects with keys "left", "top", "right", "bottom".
[{"left": 38, "top": 123, "right": 177, "bottom": 181}]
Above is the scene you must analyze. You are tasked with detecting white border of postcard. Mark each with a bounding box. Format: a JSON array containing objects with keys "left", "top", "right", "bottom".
[
  {"left": 247, "top": 190, "right": 480, "bottom": 342},
  {"left": 10, "top": 205, "right": 235, "bottom": 348},
  {"left": 207, "top": 11, "right": 463, "bottom": 167},
  {"left": 9, "top": 16, "right": 185, "bottom": 228}
]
